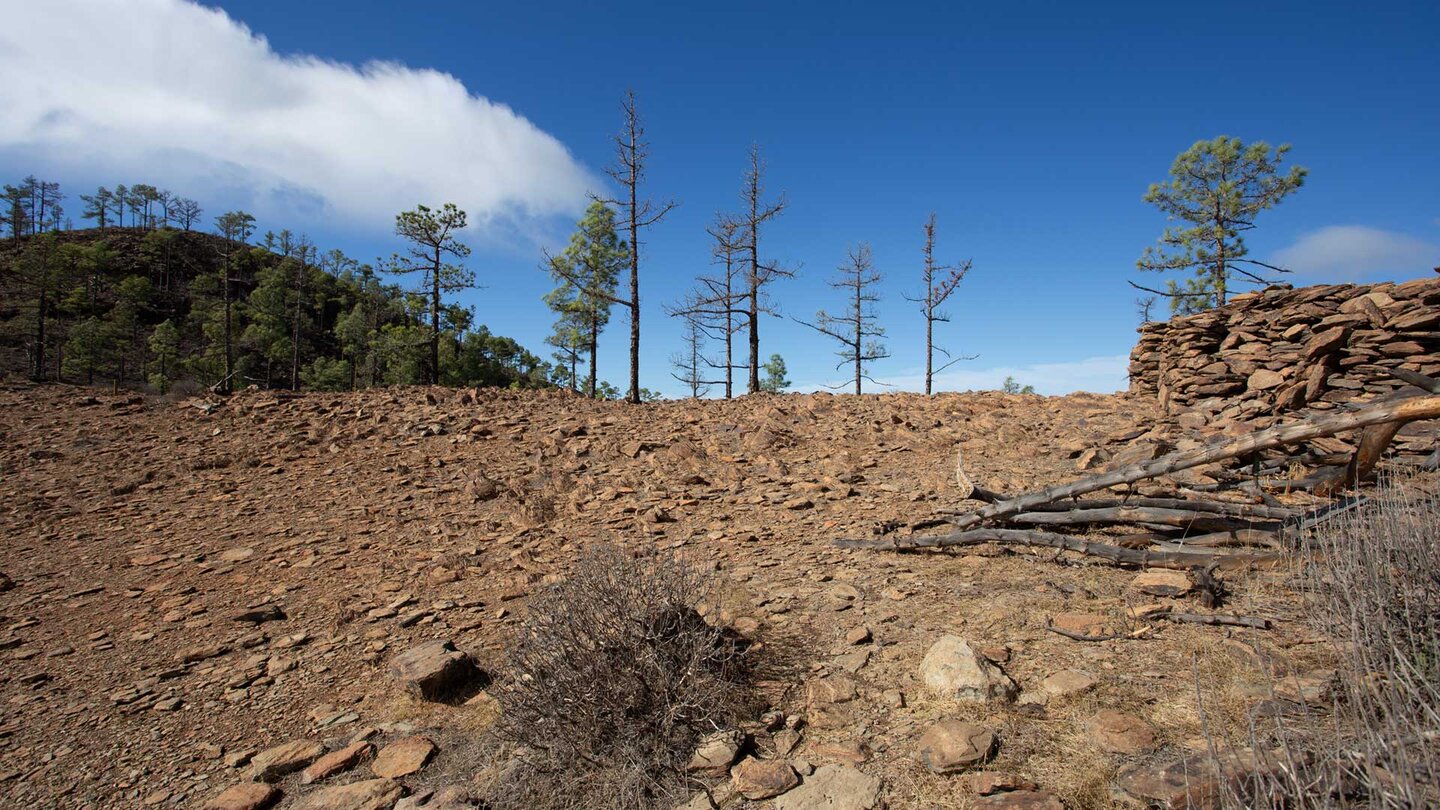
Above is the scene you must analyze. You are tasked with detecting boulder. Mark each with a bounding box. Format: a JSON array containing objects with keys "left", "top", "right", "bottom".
[
  {"left": 387, "top": 640, "right": 479, "bottom": 701},
  {"left": 919, "top": 636, "right": 1016, "bottom": 703},
  {"left": 201, "top": 782, "right": 281, "bottom": 810},
  {"left": 729, "top": 757, "right": 799, "bottom": 800},
  {"left": 292, "top": 778, "right": 405, "bottom": 810},
  {"left": 773, "top": 765, "right": 882, "bottom": 810},
  {"left": 916, "top": 720, "right": 995, "bottom": 774}
]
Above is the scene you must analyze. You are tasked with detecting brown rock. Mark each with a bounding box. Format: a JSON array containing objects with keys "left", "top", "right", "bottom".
[
  {"left": 1246, "top": 369, "right": 1286, "bottom": 391},
  {"left": 372, "top": 736, "right": 437, "bottom": 778},
  {"left": 687, "top": 730, "right": 743, "bottom": 777},
  {"left": 292, "top": 778, "right": 405, "bottom": 810},
  {"left": 1039, "top": 669, "right": 1097, "bottom": 700},
  {"left": 844, "top": 626, "right": 872, "bottom": 645},
  {"left": 916, "top": 720, "right": 995, "bottom": 774},
  {"left": 301, "top": 740, "right": 373, "bottom": 784},
  {"left": 1048, "top": 613, "right": 1115, "bottom": 639},
  {"left": 1117, "top": 757, "right": 1221, "bottom": 808},
  {"left": 0, "top": 571, "right": 12, "bottom": 592},
  {"left": 730, "top": 757, "right": 800, "bottom": 800},
  {"left": 202, "top": 782, "right": 281, "bottom": 810},
  {"left": 1305, "top": 326, "right": 1350, "bottom": 359},
  {"left": 248, "top": 739, "right": 325, "bottom": 782},
  {"left": 773, "top": 764, "right": 882, "bottom": 810},
  {"left": 387, "top": 640, "right": 479, "bottom": 701},
  {"left": 1086, "top": 709, "right": 1158, "bottom": 755},
  {"left": 1131, "top": 569, "right": 1193, "bottom": 597}
]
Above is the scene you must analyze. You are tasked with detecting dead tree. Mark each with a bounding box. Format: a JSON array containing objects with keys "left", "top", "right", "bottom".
[
  {"left": 593, "top": 90, "right": 675, "bottom": 404},
  {"left": 907, "top": 214, "right": 973, "bottom": 394},
  {"left": 736, "top": 145, "right": 792, "bottom": 394},
  {"left": 667, "top": 216, "right": 747, "bottom": 398},
  {"left": 669, "top": 313, "right": 714, "bottom": 399},
  {"left": 798, "top": 243, "right": 889, "bottom": 395}
]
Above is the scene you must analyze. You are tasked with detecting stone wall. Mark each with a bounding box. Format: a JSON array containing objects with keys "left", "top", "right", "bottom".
[{"left": 1129, "top": 276, "right": 1440, "bottom": 430}]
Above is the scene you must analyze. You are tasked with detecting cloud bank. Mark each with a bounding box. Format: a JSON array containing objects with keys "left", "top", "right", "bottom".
[
  {"left": 0, "top": 0, "right": 594, "bottom": 234},
  {"left": 1273, "top": 225, "right": 1438, "bottom": 282},
  {"left": 797, "top": 354, "right": 1131, "bottom": 396}
]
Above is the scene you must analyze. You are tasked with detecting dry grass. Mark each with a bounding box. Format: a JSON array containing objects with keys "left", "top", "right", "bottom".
[
  {"left": 1201, "top": 473, "right": 1440, "bottom": 808},
  {"left": 482, "top": 544, "right": 758, "bottom": 810}
]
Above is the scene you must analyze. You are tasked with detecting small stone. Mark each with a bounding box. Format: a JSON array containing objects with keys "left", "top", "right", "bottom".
[
  {"left": 782, "top": 497, "right": 813, "bottom": 510},
  {"left": 773, "top": 764, "right": 882, "bottom": 810},
  {"left": 201, "top": 782, "right": 281, "bottom": 810},
  {"left": 249, "top": 739, "right": 325, "bottom": 782},
  {"left": 1131, "top": 570, "right": 1193, "bottom": 597},
  {"left": 1039, "top": 669, "right": 1097, "bottom": 700},
  {"left": 1117, "top": 757, "right": 1220, "bottom": 808},
  {"left": 730, "top": 757, "right": 800, "bottom": 800},
  {"left": 292, "top": 778, "right": 404, "bottom": 810},
  {"left": 371, "top": 735, "right": 436, "bottom": 778},
  {"left": 1048, "top": 613, "right": 1115, "bottom": 639},
  {"left": 844, "top": 626, "right": 872, "bottom": 645},
  {"left": 919, "top": 635, "right": 1016, "bottom": 703},
  {"left": 302, "top": 740, "right": 373, "bottom": 784},
  {"left": 961, "top": 771, "right": 1038, "bottom": 795},
  {"left": 1247, "top": 369, "right": 1286, "bottom": 391},
  {"left": 1087, "top": 710, "right": 1158, "bottom": 755},
  {"left": 916, "top": 720, "right": 995, "bottom": 774}
]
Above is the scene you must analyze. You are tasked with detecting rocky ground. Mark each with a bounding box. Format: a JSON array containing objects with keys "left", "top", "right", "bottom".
[{"left": 0, "top": 383, "right": 1353, "bottom": 809}]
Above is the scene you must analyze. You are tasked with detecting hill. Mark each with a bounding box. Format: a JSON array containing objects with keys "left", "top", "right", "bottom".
[
  {"left": 0, "top": 227, "right": 554, "bottom": 393},
  {"left": 4, "top": 381, "right": 1413, "bottom": 808}
]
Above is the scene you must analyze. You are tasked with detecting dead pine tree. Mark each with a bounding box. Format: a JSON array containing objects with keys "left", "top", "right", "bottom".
[
  {"left": 906, "top": 214, "right": 974, "bottom": 395},
  {"left": 593, "top": 90, "right": 676, "bottom": 404},
  {"left": 799, "top": 243, "right": 890, "bottom": 395},
  {"left": 669, "top": 313, "right": 713, "bottom": 399},
  {"left": 736, "top": 145, "right": 792, "bottom": 394}
]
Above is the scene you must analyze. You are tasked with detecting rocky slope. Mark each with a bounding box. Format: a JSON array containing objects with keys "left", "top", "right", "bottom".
[{"left": 0, "top": 383, "right": 1357, "bottom": 809}]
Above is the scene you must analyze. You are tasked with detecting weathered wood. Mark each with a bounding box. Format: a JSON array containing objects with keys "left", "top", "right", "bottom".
[
  {"left": 835, "top": 527, "right": 1282, "bottom": 570},
  {"left": 960, "top": 497, "right": 1299, "bottom": 520},
  {"left": 945, "top": 396, "right": 1440, "bottom": 530},
  {"left": 1009, "top": 506, "right": 1282, "bottom": 533},
  {"left": 1163, "top": 612, "right": 1271, "bottom": 630}
]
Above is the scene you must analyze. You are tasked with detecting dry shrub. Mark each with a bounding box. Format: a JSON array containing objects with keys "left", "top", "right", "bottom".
[
  {"left": 1205, "top": 473, "right": 1440, "bottom": 808},
  {"left": 485, "top": 544, "right": 756, "bottom": 810}
]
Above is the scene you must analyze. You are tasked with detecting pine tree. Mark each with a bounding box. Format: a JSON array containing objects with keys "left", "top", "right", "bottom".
[
  {"left": 542, "top": 201, "right": 628, "bottom": 398},
  {"left": 389, "top": 203, "right": 473, "bottom": 384},
  {"left": 1134, "top": 136, "right": 1307, "bottom": 313}
]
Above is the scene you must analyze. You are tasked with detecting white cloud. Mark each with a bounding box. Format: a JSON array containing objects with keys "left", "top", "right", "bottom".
[
  {"left": 796, "top": 354, "right": 1131, "bottom": 396},
  {"left": 0, "top": 0, "right": 594, "bottom": 235},
  {"left": 1272, "top": 225, "right": 1438, "bottom": 282}
]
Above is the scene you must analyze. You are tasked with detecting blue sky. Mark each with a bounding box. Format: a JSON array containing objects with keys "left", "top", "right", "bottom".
[{"left": 4, "top": 0, "right": 1437, "bottom": 396}]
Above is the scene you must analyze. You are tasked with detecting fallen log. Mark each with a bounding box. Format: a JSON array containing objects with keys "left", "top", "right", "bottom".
[
  {"left": 1009, "top": 506, "right": 1282, "bottom": 533},
  {"left": 945, "top": 396, "right": 1440, "bottom": 531},
  {"left": 1163, "top": 611, "right": 1271, "bottom": 630},
  {"left": 959, "top": 497, "right": 1299, "bottom": 521},
  {"left": 835, "top": 527, "right": 1283, "bottom": 570}
]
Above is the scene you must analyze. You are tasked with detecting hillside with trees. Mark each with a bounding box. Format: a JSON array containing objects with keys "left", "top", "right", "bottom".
[{"left": 0, "top": 181, "right": 557, "bottom": 394}]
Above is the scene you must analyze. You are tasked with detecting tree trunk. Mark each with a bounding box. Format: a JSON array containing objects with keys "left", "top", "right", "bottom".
[
  {"left": 430, "top": 246, "right": 441, "bottom": 385},
  {"left": 588, "top": 316, "right": 599, "bottom": 399},
  {"left": 33, "top": 289, "right": 46, "bottom": 381},
  {"left": 627, "top": 143, "right": 641, "bottom": 404}
]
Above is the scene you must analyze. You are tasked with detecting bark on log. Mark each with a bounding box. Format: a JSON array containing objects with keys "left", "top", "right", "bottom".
[
  {"left": 946, "top": 396, "right": 1440, "bottom": 530},
  {"left": 1009, "top": 506, "right": 1280, "bottom": 533},
  {"left": 835, "top": 527, "right": 1283, "bottom": 570}
]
